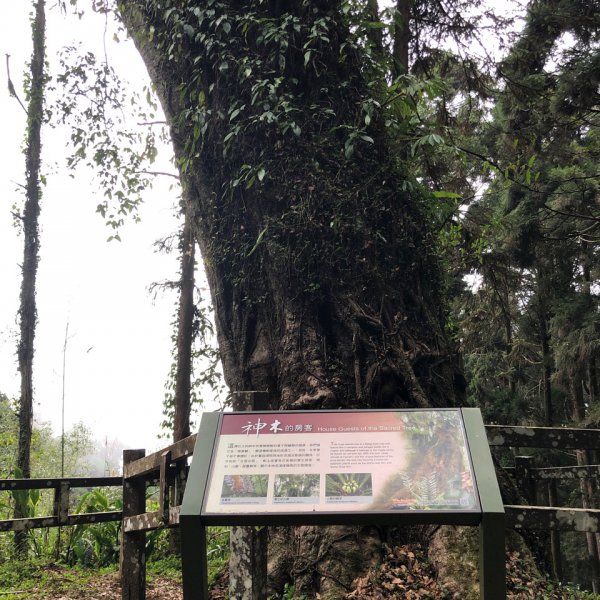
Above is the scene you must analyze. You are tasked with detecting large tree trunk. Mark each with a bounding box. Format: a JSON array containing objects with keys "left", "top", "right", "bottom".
[
  {"left": 121, "top": 2, "right": 464, "bottom": 595},
  {"left": 122, "top": 0, "right": 462, "bottom": 412},
  {"left": 15, "top": 0, "right": 46, "bottom": 556}
]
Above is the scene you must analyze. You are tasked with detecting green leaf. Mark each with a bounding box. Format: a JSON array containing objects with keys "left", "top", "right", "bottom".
[
  {"left": 247, "top": 226, "right": 268, "bottom": 257},
  {"left": 257, "top": 168, "right": 266, "bottom": 182},
  {"left": 304, "top": 50, "right": 312, "bottom": 66},
  {"left": 432, "top": 191, "right": 461, "bottom": 199},
  {"left": 29, "top": 488, "right": 40, "bottom": 506}
]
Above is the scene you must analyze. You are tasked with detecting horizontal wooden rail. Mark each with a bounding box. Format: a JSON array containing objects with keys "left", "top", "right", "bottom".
[
  {"left": 2, "top": 428, "right": 600, "bottom": 548},
  {"left": 5, "top": 505, "right": 599, "bottom": 534},
  {"left": 0, "top": 511, "right": 123, "bottom": 532},
  {"left": 124, "top": 434, "right": 197, "bottom": 479},
  {"left": 533, "top": 465, "right": 600, "bottom": 481},
  {"left": 0, "top": 433, "right": 194, "bottom": 539},
  {"left": 486, "top": 425, "right": 600, "bottom": 449},
  {"left": 505, "top": 505, "right": 600, "bottom": 533},
  {"left": 0, "top": 476, "right": 122, "bottom": 491},
  {"left": 123, "top": 506, "right": 180, "bottom": 533},
  {"left": 0, "top": 475, "right": 125, "bottom": 534}
]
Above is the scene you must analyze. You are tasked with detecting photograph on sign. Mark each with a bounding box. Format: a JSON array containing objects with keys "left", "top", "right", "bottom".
[
  {"left": 202, "top": 410, "right": 480, "bottom": 515},
  {"left": 273, "top": 474, "right": 320, "bottom": 504}
]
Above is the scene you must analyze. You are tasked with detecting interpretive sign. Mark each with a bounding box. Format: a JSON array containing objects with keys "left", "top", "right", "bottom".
[
  {"left": 203, "top": 409, "right": 479, "bottom": 517},
  {"left": 180, "top": 408, "right": 506, "bottom": 600}
]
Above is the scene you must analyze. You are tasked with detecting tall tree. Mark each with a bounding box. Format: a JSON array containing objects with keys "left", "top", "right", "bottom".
[
  {"left": 119, "top": 0, "right": 466, "bottom": 595},
  {"left": 453, "top": 0, "right": 600, "bottom": 586},
  {"left": 14, "top": 0, "right": 47, "bottom": 555},
  {"left": 173, "top": 205, "right": 196, "bottom": 444}
]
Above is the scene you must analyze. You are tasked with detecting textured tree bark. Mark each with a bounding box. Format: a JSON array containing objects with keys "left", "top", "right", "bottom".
[
  {"left": 229, "top": 526, "right": 268, "bottom": 600},
  {"left": 228, "top": 392, "right": 269, "bottom": 599},
  {"left": 393, "top": 0, "right": 413, "bottom": 76},
  {"left": 173, "top": 205, "right": 196, "bottom": 444},
  {"left": 577, "top": 449, "right": 600, "bottom": 594},
  {"left": 536, "top": 284, "right": 553, "bottom": 426},
  {"left": 15, "top": 0, "right": 46, "bottom": 556},
  {"left": 582, "top": 243, "right": 599, "bottom": 408},
  {"left": 169, "top": 206, "right": 196, "bottom": 555},
  {"left": 121, "top": 2, "right": 464, "bottom": 595},
  {"left": 121, "top": 449, "right": 147, "bottom": 600},
  {"left": 122, "top": 0, "right": 462, "bottom": 414}
]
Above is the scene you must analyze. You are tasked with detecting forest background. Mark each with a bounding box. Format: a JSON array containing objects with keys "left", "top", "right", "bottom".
[{"left": 0, "top": 0, "right": 599, "bottom": 597}]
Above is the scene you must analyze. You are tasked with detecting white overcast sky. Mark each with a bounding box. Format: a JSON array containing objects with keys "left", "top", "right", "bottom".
[{"left": 0, "top": 3, "right": 217, "bottom": 453}]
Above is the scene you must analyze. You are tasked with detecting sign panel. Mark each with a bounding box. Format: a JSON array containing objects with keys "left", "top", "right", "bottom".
[{"left": 202, "top": 409, "right": 480, "bottom": 516}]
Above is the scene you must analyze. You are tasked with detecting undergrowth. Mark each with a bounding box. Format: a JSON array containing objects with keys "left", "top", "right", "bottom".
[
  {"left": 1, "top": 530, "right": 598, "bottom": 599},
  {"left": 0, "top": 559, "right": 115, "bottom": 599}
]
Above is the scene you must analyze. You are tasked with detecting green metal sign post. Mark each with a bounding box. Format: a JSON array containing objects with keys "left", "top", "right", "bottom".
[
  {"left": 180, "top": 411, "right": 219, "bottom": 600},
  {"left": 463, "top": 408, "right": 506, "bottom": 600},
  {"left": 180, "top": 408, "right": 505, "bottom": 599}
]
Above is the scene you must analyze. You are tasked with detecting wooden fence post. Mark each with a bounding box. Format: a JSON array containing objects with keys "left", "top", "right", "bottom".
[
  {"left": 159, "top": 450, "right": 171, "bottom": 525},
  {"left": 169, "top": 453, "right": 186, "bottom": 554},
  {"left": 121, "top": 449, "right": 146, "bottom": 600},
  {"left": 53, "top": 481, "right": 70, "bottom": 525},
  {"left": 514, "top": 456, "right": 535, "bottom": 504},
  {"left": 577, "top": 450, "right": 600, "bottom": 593},
  {"left": 54, "top": 480, "right": 70, "bottom": 559},
  {"left": 546, "top": 480, "right": 563, "bottom": 582}
]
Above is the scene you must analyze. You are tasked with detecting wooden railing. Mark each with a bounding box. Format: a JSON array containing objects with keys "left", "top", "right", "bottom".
[
  {"left": 0, "top": 433, "right": 197, "bottom": 600},
  {"left": 0, "top": 476, "right": 123, "bottom": 532},
  {"left": 486, "top": 425, "right": 600, "bottom": 534},
  {"left": 0, "top": 434, "right": 197, "bottom": 534},
  {"left": 1, "top": 423, "right": 600, "bottom": 598},
  {"left": 487, "top": 424, "right": 600, "bottom": 589},
  {"left": 122, "top": 433, "right": 196, "bottom": 534},
  {"left": 120, "top": 434, "right": 196, "bottom": 599}
]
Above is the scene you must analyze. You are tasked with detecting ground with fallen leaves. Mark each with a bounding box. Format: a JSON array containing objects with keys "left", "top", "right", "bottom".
[
  {"left": 0, "top": 564, "right": 229, "bottom": 600},
  {"left": 1, "top": 569, "right": 179, "bottom": 600},
  {"left": 344, "top": 545, "right": 596, "bottom": 600},
  {"left": 1, "top": 547, "right": 595, "bottom": 599}
]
